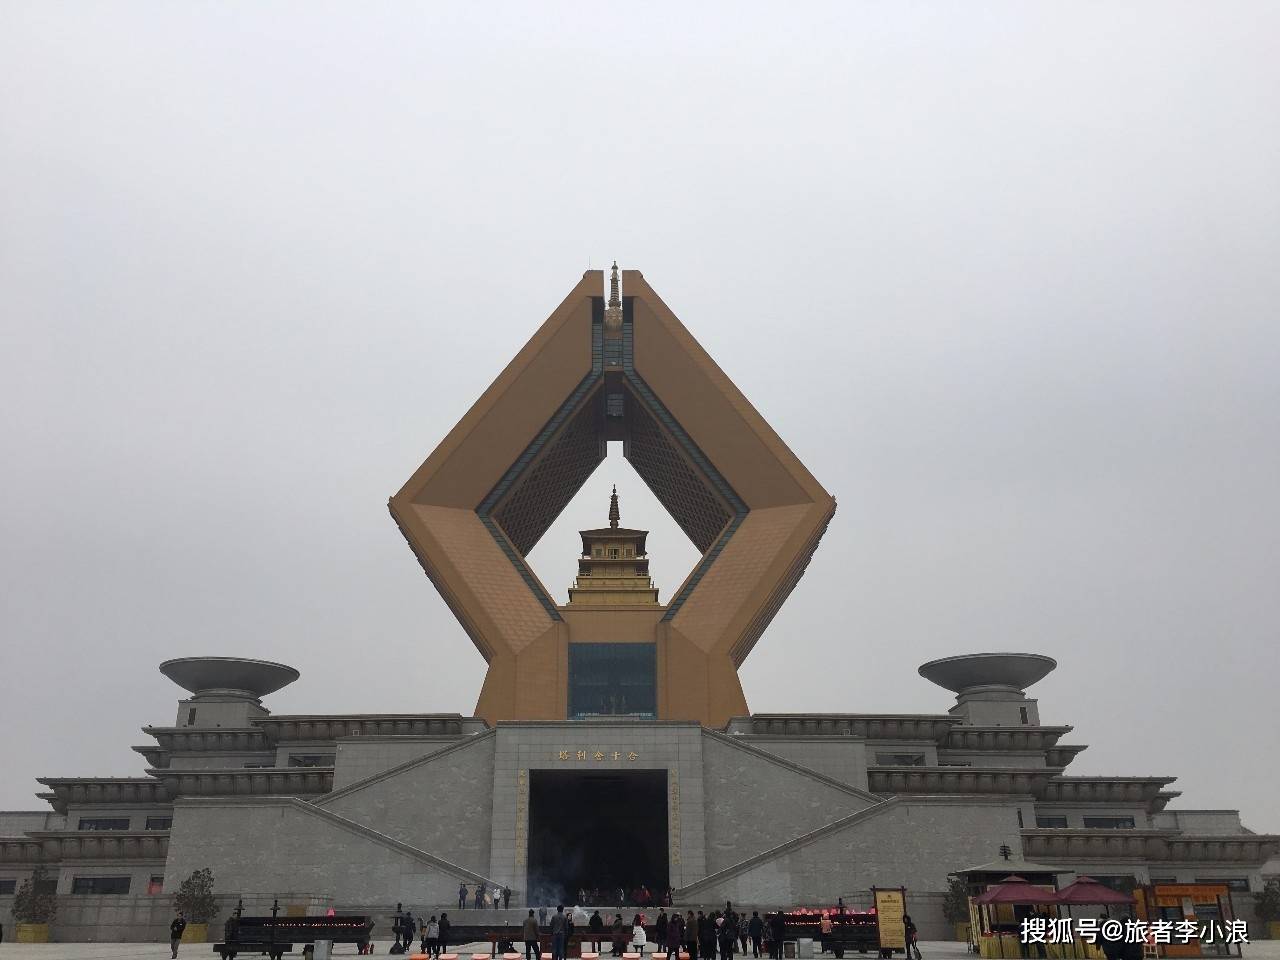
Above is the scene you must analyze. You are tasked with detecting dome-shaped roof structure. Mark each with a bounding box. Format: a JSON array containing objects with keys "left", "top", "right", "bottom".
[
  {"left": 918, "top": 652, "right": 1056, "bottom": 694},
  {"left": 159, "top": 657, "right": 300, "bottom": 699}
]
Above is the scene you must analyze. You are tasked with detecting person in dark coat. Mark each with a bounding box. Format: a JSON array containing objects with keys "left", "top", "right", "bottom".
[
  {"left": 460, "top": 884, "right": 469, "bottom": 910},
  {"left": 768, "top": 913, "right": 786, "bottom": 960},
  {"left": 169, "top": 912, "right": 187, "bottom": 959},
  {"left": 524, "top": 909, "right": 542, "bottom": 960},
  {"left": 590, "top": 910, "right": 606, "bottom": 952},
  {"left": 902, "top": 915, "right": 921, "bottom": 960},
  {"left": 666, "top": 911, "right": 685, "bottom": 957},
  {"left": 748, "top": 913, "right": 764, "bottom": 959},
  {"left": 550, "top": 906, "right": 569, "bottom": 960},
  {"left": 686, "top": 911, "right": 700, "bottom": 960},
  {"left": 656, "top": 911, "right": 669, "bottom": 950},
  {"left": 438, "top": 913, "right": 452, "bottom": 957}
]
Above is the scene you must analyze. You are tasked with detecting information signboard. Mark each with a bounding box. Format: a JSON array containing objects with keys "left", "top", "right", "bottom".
[{"left": 874, "top": 887, "right": 907, "bottom": 951}]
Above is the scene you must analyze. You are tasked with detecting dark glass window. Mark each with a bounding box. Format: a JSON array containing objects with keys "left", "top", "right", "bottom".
[
  {"left": 145, "top": 817, "right": 172, "bottom": 831},
  {"left": 78, "top": 817, "right": 130, "bottom": 831},
  {"left": 875, "top": 752, "right": 926, "bottom": 766},
  {"left": 1036, "top": 816, "right": 1069, "bottom": 828},
  {"left": 1084, "top": 816, "right": 1136, "bottom": 829},
  {"left": 0, "top": 879, "right": 15, "bottom": 895},
  {"left": 287, "top": 754, "right": 335, "bottom": 768},
  {"left": 1019, "top": 706, "right": 1029, "bottom": 724},
  {"left": 568, "top": 643, "right": 656, "bottom": 719},
  {"left": 147, "top": 875, "right": 164, "bottom": 895},
  {"left": 186, "top": 708, "right": 197, "bottom": 726},
  {"left": 71, "top": 876, "right": 131, "bottom": 895}
]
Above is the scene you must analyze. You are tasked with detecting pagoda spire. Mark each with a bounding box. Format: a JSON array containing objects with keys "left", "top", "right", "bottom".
[
  {"left": 609, "top": 484, "right": 620, "bottom": 528},
  {"left": 608, "top": 261, "right": 621, "bottom": 308}
]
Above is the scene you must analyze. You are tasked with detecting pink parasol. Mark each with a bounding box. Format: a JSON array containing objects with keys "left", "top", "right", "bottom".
[
  {"left": 1054, "top": 876, "right": 1134, "bottom": 905},
  {"left": 974, "top": 875, "right": 1060, "bottom": 905}
]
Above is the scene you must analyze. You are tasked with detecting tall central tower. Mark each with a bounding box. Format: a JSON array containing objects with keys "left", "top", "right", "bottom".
[{"left": 391, "top": 265, "right": 836, "bottom": 726}]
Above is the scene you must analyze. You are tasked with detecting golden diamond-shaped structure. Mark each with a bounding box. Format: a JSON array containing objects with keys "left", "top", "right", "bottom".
[{"left": 390, "top": 267, "right": 836, "bottom": 726}]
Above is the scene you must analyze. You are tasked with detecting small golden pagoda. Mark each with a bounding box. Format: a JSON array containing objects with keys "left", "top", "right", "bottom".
[{"left": 566, "top": 486, "right": 660, "bottom": 606}]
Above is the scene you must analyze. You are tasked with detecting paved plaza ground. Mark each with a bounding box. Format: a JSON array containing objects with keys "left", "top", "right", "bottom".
[{"left": 1, "top": 944, "right": 1277, "bottom": 960}]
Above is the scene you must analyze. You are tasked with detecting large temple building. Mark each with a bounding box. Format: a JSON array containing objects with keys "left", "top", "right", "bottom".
[{"left": 2, "top": 267, "right": 1276, "bottom": 942}]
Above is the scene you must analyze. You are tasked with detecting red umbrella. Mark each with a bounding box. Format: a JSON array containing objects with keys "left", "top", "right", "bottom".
[
  {"left": 1054, "top": 877, "right": 1134, "bottom": 905},
  {"left": 975, "top": 875, "right": 1061, "bottom": 905}
]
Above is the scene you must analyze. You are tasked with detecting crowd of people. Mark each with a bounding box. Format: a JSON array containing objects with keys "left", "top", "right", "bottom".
[
  {"left": 383, "top": 900, "right": 922, "bottom": 960},
  {"left": 458, "top": 882, "right": 514, "bottom": 909}
]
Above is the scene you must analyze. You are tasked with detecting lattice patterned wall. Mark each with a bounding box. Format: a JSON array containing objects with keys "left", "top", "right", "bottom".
[
  {"left": 625, "top": 394, "right": 732, "bottom": 554},
  {"left": 493, "top": 394, "right": 605, "bottom": 556}
]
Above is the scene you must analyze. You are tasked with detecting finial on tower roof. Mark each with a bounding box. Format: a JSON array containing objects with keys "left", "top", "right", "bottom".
[
  {"left": 609, "top": 261, "right": 621, "bottom": 308},
  {"left": 609, "top": 484, "right": 620, "bottom": 528}
]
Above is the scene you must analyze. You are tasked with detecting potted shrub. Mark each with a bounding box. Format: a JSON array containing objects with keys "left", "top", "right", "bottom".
[
  {"left": 1255, "top": 879, "right": 1280, "bottom": 940},
  {"left": 12, "top": 866, "right": 57, "bottom": 942},
  {"left": 174, "top": 867, "right": 220, "bottom": 943},
  {"left": 943, "top": 875, "right": 971, "bottom": 942}
]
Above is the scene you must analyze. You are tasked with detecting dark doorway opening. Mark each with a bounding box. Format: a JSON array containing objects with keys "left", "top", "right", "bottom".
[{"left": 527, "top": 769, "right": 669, "bottom": 905}]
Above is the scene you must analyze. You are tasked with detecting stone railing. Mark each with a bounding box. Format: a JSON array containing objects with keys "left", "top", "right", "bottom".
[
  {"left": 941, "top": 726, "right": 1073, "bottom": 751},
  {"left": 257, "top": 714, "right": 476, "bottom": 741},
  {"left": 1044, "top": 745, "right": 1089, "bottom": 769},
  {"left": 148, "top": 767, "right": 333, "bottom": 798},
  {"left": 0, "top": 837, "right": 56, "bottom": 864},
  {"left": 728, "top": 714, "right": 957, "bottom": 741},
  {"left": 869, "top": 766, "right": 1061, "bottom": 797},
  {"left": 1023, "top": 829, "right": 1280, "bottom": 864},
  {"left": 25, "top": 831, "right": 169, "bottom": 861},
  {"left": 141, "top": 727, "right": 269, "bottom": 753},
  {"left": 1040, "top": 776, "right": 1178, "bottom": 806},
  {"left": 37, "top": 778, "right": 170, "bottom": 813}
]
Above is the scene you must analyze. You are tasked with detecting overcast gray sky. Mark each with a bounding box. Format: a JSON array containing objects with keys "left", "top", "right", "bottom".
[{"left": 2, "top": 2, "right": 1277, "bottom": 833}]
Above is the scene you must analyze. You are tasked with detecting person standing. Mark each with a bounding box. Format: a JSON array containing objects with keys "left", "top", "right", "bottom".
[
  {"left": 524, "top": 909, "right": 542, "bottom": 960},
  {"left": 460, "top": 884, "right": 469, "bottom": 910},
  {"left": 902, "top": 915, "right": 921, "bottom": 960},
  {"left": 550, "top": 905, "right": 569, "bottom": 960},
  {"left": 768, "top": 912, "right": 786, "bottom": 960},
  {"left": 425, "top": 916, "right": 441, "bottom": 956},
  {"left": 655, "top": 910, "right": 669, "bottom": 952},
  {"left": 666, "top": 911, "right": 685, "bottom": 959},
  {"left": 590, "top": 909, "right": 606, "bottom": 952},
  {"left": 438, "top": 913, "right": 452, "bottom": 957},
  {"left": 169, "top": 911, "right": 187, "bottom": 959},
  {"left": 748, "top": 912, "right": 763, "bottom": 959},
  {"left": 820, "top": 913, "right": 833, "bottom": 955},
  {"left": 505, "top": 886, "right": 513, "bottom": 910},
  {"left": 612, "top": 913, "right": 627, "bottom": 957},
  {"left": 686, "top": 911, "right": 699, "bottom": 960},
  {"left": 475, "top": 886, "right": 485, "bottom": 910}
]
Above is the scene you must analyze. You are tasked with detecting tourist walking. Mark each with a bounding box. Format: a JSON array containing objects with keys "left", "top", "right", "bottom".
[
  {"left": 169, "top": 911, "right": 187, "bottom": 959},
  {"left": 748, "top": 912, "right": 763, "bottom": 959},
  {"left": 524, "top": 909, "right": 541, "bottom": 960},
  {"left": 902, "top": 915, "right": 921, "bottom": 960},
  {"left": 590, "top": 909, "right": 606, "bottom": 951},
  {"left": 718, "top": 912, "right": 736, "bottom": 960}
]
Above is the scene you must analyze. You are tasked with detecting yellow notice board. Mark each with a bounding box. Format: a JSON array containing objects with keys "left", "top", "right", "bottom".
[{"left": 875, "top": 888, "right": 907, "bottom": 950}]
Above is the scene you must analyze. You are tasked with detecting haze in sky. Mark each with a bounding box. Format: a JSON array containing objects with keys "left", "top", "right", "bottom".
[{"left": 1, "top": 2, "right": 1277, "bottom": 833}]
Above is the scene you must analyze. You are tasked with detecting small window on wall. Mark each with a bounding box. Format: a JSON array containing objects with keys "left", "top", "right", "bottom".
[
  {"left": 0, "top": 879, "right": 16, "bottom": 895},
  {"left": 1084, "top": 816, "right": 1136, "bottom": 829},
  {"left": 1092, "top": 876, "right": 1136, "bottom": 893},
  {"left": 78, "top": 817, "right": 130, "bottom": 831},
  {"left": 875, "top": 752, "right": 926, "bottom": 766},
  {"left": 1036, "top": 816, "right": 1069, "bottom": 828},
  {"left": 145, "top": 817, "right": 172, "bottom": 831},
  {"left": 609, "top": 548, "right": 619, "bottom": 558},
  {"left": 1019, "top": 706, "right": 1029, "bottom": 724},
  {"left": 71, "top": 876, "right": 131, "bottom": 895},
  {"left": 147, "top": 875, "right": 164, "bottom": 895},
  {"left": 594, "top": 548, "right": 603, "bottom": 558},
  {"left": 187, "top": 708, "right": 197, "bottom": 726}
]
